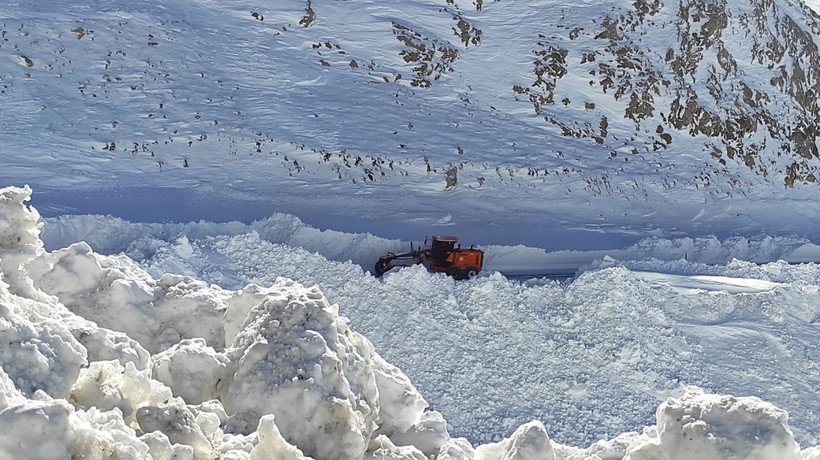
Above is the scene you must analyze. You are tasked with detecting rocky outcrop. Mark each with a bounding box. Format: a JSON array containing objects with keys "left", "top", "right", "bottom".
[{"left": 514, "top": 0, "right": 820, "bottom": 186}]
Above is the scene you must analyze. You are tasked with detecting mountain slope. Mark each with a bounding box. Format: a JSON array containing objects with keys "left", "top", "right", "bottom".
[{"left": 3, "top": 0, "right": 820, "bottom": 198}]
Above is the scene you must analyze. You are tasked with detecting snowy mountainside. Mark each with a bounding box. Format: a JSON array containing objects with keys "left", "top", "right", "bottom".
[
  {"left": 3, "top": 0, "right": 820, "bottom": 198},
  {"left": 519, "top": 0, "right": 820, "bottom": 188}
]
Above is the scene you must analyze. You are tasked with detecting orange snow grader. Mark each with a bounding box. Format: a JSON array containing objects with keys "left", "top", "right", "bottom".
[{"left": 374, "top": 236, "right": 484, "bottom": 280}]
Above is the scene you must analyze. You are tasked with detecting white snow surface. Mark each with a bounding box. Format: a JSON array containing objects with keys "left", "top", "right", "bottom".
[
  {"left": 3, "top": 0, "right": 820, "bottom": 457},
  {"left": 1, "top": 184, "right": 820, "bottom": 460}
]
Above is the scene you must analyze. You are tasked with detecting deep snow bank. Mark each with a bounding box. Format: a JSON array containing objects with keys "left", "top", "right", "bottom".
[{"left": 1, "top": 185, "right": 818, "bottom": 459}]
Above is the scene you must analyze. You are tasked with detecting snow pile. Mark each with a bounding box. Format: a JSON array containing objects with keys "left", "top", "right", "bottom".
[
  {"left": 221, "top": 278, "right": 378, "bottom": 458},
  {"left": 624, "top": 387, "right": 802, "bottom": 460},
  {"left": 477, "top": 387, "right": 806, "bottom": 460},
  {"left": 476, "top": 421, "right": 554, "bottom": 460},
  {"left": 1, "top": 183, "right": 818, "bottom": 459},
  {"left": 0, "top": 185, "right": 470, "bottom": 459}
]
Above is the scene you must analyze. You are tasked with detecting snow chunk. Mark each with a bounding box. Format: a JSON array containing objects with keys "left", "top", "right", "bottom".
[
  {"left": 0, "top": 185, "right": 43, "bottom": 250},
  {"left": 27, "top": 242, "right": 158, "bottom": 346},
  {"left": 0, "top": 399, "right": 73, "bottom": 458},
  {"left": 152, "top": 338, "right": 228, "bottom": 404},
  {"left": 625, "top": 386, "right": 802, "bottom": 460},
  {"left": 136, "top": 403, "right": 218, "bottom": 460},
  {"left": 0, "top": 287, "right": 85, "bottom": 398},
  {"left": 571, "top": 431, "right": 643, "bottom": 459},
  {"left": 802, "top": 447, "right": 820, "bottom": 459},
  {"left": 249, "top": 414, "right": 308, "bottom": 460},
  {"left": 476, "top": 421, "right": 554, "bottom": 460},
  {"left": 141, "top": 430, "right": 196, "bottom": 460},
  {"left": 70, "top": 360, "right": 173, "bottom": 424},
  {"left": 365, "top": 434, "right": 427, "bottom": 460},
  {"left": 391, "top": 411, "right": 450, "bottom": 456},
  {"left": 372, "top": 353, "right": 428, "bottom": 434},
  {"left": 437, "top": 437, "right": 476, "bottom": 460},
  {"left": 222, "top": 278, "right": 378, "bottom": 460},
  {"left": 70, "top": 406, "right": 151, "bottom": 459},
  {"left": 0, "top": 367, "right": 25, "bottom": 410},
  {"left": 69, "top": 318, "right": 150, "bottom": 371},
  {"left": 219, "top": 431, "right": 256, "bottom": 460},
  {"left": 28, "top": 241, "right": 231, "bottom": 354},
  {"left": 154, "top": 273, "right": 231, "bottom": 351},
  {"left": 223, "top": 283, "right": 278, "bottom": 346},
  {"left": 30, "top": 241, "right": 106, "bottom": 296}
]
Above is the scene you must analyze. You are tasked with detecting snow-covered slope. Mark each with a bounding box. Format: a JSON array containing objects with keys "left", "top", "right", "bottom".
[
  {"left": 4, "top": 0, "right": 820, "bottom": 260},
  {"left": 3, "top": 0, "right": 820, "bottom": 221}
]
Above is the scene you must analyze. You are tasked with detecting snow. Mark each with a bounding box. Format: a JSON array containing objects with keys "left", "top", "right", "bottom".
[
  {"left": 1, "top": 184, "right": 820, "bottom": 459},
  {"left": 629, "top": 387, "right": 803, "bottom": 460},
  {"left": 475, "top": 421, "right": 555, "bottom": 460},
  {"left": 152, "top": 338, "right": 228, "bottom": 405},
  {"left": 2, "top": 0, "right": 820, "bottom": 457},
  {"left": 56, "top": 217, "right": 819, "bottom": 448}
]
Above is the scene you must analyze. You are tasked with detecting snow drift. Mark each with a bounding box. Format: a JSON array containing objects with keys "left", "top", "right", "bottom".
[{"left": 0, "top": 184, "right": 817, "bottom": 459}]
